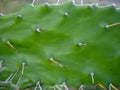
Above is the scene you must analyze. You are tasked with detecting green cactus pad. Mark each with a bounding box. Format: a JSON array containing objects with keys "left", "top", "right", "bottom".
[{"left": 0, "top": 1, "right": 120, "bottom": 90}]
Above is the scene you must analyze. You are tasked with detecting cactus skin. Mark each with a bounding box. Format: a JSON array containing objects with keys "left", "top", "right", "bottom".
[{"left": 0, "top": 1, "right": 120, "bottom": 90}]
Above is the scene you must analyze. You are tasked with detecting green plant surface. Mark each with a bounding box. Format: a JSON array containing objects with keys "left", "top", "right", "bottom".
[{"left": 0, "top": 1, "right": 120, "bottom": 90}]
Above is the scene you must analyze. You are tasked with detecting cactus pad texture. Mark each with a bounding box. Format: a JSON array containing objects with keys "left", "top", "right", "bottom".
[{"left": 0, "top": 1, "right": 120, "bottom": 90}]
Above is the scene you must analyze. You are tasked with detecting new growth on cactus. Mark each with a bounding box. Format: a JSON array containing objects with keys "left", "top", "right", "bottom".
[{"left": 0, "top": 0, "right": 120, "bottom": 90}]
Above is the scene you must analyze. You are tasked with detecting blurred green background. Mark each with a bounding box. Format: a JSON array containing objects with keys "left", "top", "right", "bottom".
[{"left": 0, "top": 0, "right": 120, "bottom": 14}]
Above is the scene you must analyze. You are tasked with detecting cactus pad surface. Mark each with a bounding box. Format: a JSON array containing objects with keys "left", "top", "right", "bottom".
[{"left": 0, "top": 1, "right": 120, "bottom": 90}]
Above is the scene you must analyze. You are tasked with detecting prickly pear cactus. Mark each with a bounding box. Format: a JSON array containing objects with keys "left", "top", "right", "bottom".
[{"left": 0, "top": 1, "right": 120, "bottom": 90}]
